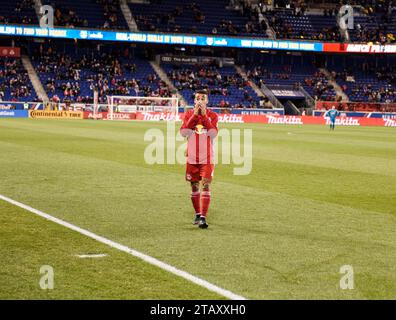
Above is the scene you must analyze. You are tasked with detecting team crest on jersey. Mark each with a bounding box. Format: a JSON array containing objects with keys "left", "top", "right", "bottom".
[{"left": 195, "top": 124, "right": 207, "bottom": 135}]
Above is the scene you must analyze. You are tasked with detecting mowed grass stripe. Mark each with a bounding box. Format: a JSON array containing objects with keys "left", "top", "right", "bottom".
[
  {"left": 0, "top": 134, "right": 394, "bottom": 216},
  {"left": 2, "top": 120, "right": 396, "bottom": 168},
  {"left": 3, "top": 119, "right": 396, "bottom": 152},
  {"left": 0, "top": 200, "right": 224, "bottom": 299},
  {"left": 1, "top": 121, "right": 396, "bottom": 179}
]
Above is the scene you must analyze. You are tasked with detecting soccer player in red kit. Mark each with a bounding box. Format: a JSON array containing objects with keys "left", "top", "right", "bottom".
[{"left": 180, "top": 90, "right": 218, "bottom": 229}]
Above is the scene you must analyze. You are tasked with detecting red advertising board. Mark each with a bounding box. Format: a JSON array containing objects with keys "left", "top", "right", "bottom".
[
  {"left": 84, "top": 111, "right": 396, "bottom": 127},
  {"left": 323, "top": 43, "right": 396, "bottom": 54}
]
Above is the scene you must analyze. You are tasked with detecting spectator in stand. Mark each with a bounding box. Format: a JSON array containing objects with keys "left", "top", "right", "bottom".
[
  {"left": 0, "top": 59, "right": 33, "bottom": 100},
  {"left": 32, "top": 43, "right": 173, "bottom": 104}
]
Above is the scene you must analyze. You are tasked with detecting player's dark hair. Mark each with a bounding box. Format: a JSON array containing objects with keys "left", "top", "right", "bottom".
[{"left": 195, "top": 89, "right": 208, "bottom": 96}]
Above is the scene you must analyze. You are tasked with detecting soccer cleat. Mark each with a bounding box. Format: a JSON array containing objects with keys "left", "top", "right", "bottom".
[
  {"left": 193, "top": 214, "right": 201, "bottom": 225},
  {"left": 199, "top": 217, "right": 208, "bottom": 229}
]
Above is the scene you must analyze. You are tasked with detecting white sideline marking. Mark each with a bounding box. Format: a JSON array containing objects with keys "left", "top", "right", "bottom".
[
  {"left": 0, "top": 194, "right": 247, "bottom": 300},
  {"left": 76, "top": 254, "right": 107, "bottom": 259}
]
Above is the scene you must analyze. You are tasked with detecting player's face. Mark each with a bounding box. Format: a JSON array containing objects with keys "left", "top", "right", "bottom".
[{"left": 194, "top": 93, "right": 208, "bottom": 109}]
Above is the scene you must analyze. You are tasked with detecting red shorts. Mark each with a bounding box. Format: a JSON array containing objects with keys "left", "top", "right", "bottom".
[{"left": 185, "top": 163, "right": 215, "bottom": 182}]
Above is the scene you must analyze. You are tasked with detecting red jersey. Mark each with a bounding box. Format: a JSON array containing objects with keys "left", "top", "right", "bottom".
[{"left": 180, "top": 109, "right": 218, "bottom": 165}]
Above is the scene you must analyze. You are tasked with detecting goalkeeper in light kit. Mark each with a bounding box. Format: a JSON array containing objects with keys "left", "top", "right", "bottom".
[
  {"left": 324, "top": 106, "right": 340, "bottom": 131},
  {"left": 180, "top": 90, "right": 218, "bottom": 229}
]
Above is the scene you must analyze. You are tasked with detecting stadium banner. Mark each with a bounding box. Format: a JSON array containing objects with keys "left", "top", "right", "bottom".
[
  {"left": 263, "top": 115, "right": 395, "bottom": 126},
  {"left": 231, "top": 109, "right": 284, "bottom": 116},
  {"left": 264, "top": 115, "right": 395, "bottom": 126},
  {"left": 81, "top": 110, "right": 395, "bottom": 126},
  {"left": 135, "top": 112, "right": 266, "bottom": 123},
  {"left": 270, "top": 89, "right": 305, "bottom": 98},
  {"left": 1, "top": 24, "right": 395, "bottom": 54},
  {"left": 274, "top": 115, "right": 396, "bottom": 126},
  {"left": 160, "top": 55, "right": 235, "bottom": 66},
  {"left": 29, "top": 110, "right": 83, "bottom": 119},
  {"left": 134, "top": 112, "right": 396, "bottom": 126},
  {"left": 0, "top": 47, "right": 20, "bottom": 57},
  {"left": 0, "top": 110, "right": 28, "bottom": 118},
  {"left": 83, "top": 111, "right": 136, "bottom": 120},
  {"left": 323, "top": 42, "right": 396, "bottom": 54}
]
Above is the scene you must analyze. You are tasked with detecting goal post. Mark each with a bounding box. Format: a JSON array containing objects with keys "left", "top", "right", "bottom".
[{"left": 107, "top": 95, "right": 179, "bottom": 120}]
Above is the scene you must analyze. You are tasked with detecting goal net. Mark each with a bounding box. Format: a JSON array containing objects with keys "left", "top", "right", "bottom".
[{"left": 106, "top": 95, "right": 179, "bottom": 120}]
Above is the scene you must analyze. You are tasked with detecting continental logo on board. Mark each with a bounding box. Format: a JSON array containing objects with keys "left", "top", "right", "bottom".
[{"left": 29, "top": 111, "right": 83, "bottom": 119}]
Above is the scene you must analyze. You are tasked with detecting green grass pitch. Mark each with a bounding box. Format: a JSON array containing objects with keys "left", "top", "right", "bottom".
[{"left": 0, "top": 118, "right": 395, "bottom": 299}]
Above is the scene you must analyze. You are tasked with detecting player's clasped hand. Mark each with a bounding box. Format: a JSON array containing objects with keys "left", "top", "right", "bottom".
[
  {"left": 194, "top": 104, "right": 200, "bottom": 116},
  {"left": 194, "top": 104, "right": 207, "bottom": 116},
  {"left": 200, "top": 104, "right": 206, "bottom": 116}
]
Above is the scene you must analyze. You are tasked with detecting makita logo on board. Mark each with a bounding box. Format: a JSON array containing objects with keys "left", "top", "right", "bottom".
[
  {"left": 384, "top": 118, "right": 396, "bottom": 127},
  {"left": 327, "top": 117, "right": 360, "bottom": 126},
  {"left": 267, "top": 116, "right": 303, "bottom": 125},
  {"left": 218, "top": 114, "right": 244, "bottom": 123},
  {"left": 143, "top": 112, "right": 181, "bottom": 121}
]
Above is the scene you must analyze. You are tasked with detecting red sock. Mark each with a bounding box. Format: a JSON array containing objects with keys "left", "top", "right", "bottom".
[
  {"left": 191, "top": 191, "right": 200, "bottom": 214},
  {"left": 201, "top": 191, "right": 211, "bottom": 217}
]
